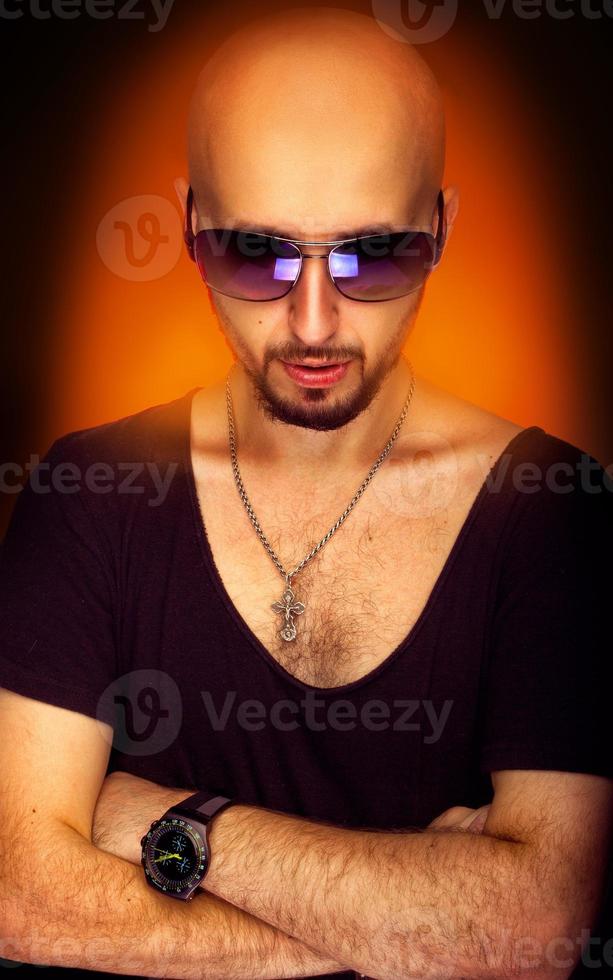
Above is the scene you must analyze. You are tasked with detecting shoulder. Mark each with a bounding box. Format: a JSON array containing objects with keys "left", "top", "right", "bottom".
[
  {"left": 411, "top": 373, "right": 612, "bottom": 532},
  {"left": 44, "top": 388, "right": 196, "bottom": 469},
  {"left": 488, "top": 426, "right": 613, "bottom": 574},
  {"left": 408, "top": 371, "right": 523, "bottom": 467},
  {"left": 17, "top": 389, "right": 198, "bottom": 523},
  {"left": 412, "top": 370, "right": 607, "bottom": 481}
]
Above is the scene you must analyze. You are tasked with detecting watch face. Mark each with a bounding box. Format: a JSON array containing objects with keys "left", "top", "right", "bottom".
[{"left": 142, "top": 817, "right": 207, "bottom": 896}]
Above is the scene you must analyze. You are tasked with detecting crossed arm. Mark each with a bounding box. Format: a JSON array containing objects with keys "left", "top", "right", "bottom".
[
  {"left": 93, "top": 766, "right": 613, "bottom": 980},
  {"left": 2, "top": 689, "right": 612, "bottom": 980}
]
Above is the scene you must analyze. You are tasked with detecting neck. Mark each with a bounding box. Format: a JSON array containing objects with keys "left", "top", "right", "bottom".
[{"left": 227, "top": 355, "right": 419, "bottom": 478}]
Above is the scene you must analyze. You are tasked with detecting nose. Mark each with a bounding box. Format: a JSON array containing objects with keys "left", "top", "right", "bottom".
[{"left": 287, "top": 250, "right": 340, "bottom": 346}]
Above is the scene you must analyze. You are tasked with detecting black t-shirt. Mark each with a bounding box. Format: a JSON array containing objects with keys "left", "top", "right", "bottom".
[{"left": 1, "top": 386, "right": 612, "bottom": 980}]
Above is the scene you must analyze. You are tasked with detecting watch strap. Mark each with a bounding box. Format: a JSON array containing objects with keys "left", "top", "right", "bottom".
[{"left": 172, "top": 791, "right": 234, "bottom": 825}]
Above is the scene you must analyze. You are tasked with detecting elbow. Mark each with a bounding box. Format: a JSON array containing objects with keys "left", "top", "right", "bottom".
[
  {"left": 1, "top": 851, "right": 60, "bottom": 966},
  {"left": 1, "top": 862, "right": 47, "bottom": 968},
  {"left": 0, "top": 887, "right": 28, "bottom": 966},
  {"left": 498, "top": 912, "right": 584, "bottom": 980}
]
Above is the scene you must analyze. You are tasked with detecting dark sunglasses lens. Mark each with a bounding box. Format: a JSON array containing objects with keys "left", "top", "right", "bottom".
[
  {"left": 194, "top": 230, "right": 300, "bottom": 300},
  {"left": 330, "top": 232, "right": 437, "bottom": 301}
]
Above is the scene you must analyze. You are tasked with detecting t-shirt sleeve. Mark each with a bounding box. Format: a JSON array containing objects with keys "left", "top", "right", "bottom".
[
  {"left": 478, "top": 437, "right": 613, "bottom": 779},
  {"left": 0, "top": 434, "right": 119, "bottom": 728}
]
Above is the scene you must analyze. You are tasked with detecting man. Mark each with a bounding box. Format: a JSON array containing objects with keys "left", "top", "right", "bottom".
[{"left": 1, "top": 7, "right": 612, "bottom": 980}]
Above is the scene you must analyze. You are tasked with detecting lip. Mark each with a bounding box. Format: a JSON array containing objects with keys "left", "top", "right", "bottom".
[{"left": 281, "top": 360, "right": 351, "bottom": 388}]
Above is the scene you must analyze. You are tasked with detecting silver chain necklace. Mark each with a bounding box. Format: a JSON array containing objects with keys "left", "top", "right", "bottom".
[{"left": 225, "top": 361, "right": 416, "bottom": 642}]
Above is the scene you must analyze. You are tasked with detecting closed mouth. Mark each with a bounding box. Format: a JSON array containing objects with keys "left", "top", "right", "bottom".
[{"left": 282, "top": 360, "right": 350, "bottom": 368}]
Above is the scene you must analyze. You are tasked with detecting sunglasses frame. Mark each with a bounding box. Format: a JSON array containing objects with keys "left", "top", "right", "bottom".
[{"left": 183, "top": 184, "right": 447, "bottom": 303}]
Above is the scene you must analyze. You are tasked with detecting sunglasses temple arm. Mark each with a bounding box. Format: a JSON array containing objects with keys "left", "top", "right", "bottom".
[
  {"left": 184, "top": 184, "right": 196, "bottom": 260},
  {"left": 434, "top": 189, "right": 447, "bottom": 263}
]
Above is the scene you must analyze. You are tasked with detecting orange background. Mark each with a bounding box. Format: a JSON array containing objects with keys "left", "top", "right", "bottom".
[{"left": 44, "top": 11, "right": 601, "bottom": 463}]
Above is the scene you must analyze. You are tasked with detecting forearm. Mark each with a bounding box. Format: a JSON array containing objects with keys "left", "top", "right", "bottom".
[
  {"left": 2, "top": 819, "right": 349, "bottom": 978},
  {"left": 206, "top": 804, "right": 558, "bottom": 980},
  {"left": 92, "top": 772, "right": 559, "bottom": 980}
]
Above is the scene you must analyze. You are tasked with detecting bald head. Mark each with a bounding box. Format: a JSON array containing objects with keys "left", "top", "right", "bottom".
[{"left": 187, "top": 6, "right": 445, "bottom": 239}]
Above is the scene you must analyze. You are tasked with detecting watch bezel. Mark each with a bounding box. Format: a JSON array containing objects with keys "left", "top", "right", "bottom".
[{"left": 140, "top": 813, "right": 209, "bottom": 900}]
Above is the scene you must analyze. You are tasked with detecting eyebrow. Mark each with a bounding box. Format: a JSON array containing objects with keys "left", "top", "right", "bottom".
[{"left": 227, "top": 219, "right": 411, "bottom": 240}]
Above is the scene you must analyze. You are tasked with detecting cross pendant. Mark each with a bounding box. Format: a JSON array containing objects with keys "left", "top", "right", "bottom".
[{"left": 271, "top": 579, "right": 305, "bottom": 642}]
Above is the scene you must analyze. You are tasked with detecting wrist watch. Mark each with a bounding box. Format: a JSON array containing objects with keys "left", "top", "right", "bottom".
[{"left": 140, "top": 790, "right": 234, "bottom": 900}]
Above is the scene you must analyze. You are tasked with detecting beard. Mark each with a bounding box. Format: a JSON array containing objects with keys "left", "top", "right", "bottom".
[{"left": 242, "top": 345, "right": 405, "bottom": 432}]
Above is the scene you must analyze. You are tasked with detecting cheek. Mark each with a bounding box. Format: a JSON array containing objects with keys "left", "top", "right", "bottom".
[
  {"left": 212, "top": 296, "right": 249, "bottom": 343},
  {"left": 212, "top": 297, "right": 274, "bottom": 361},
  {"left": 388, "top": 295, "right": 421, "bottom": 344},
  {"left": 355, "top": 304, "right": 413, "bottom": 358},
  {"left": 211, "top": 293, "right": 235, "bottom": 331}
]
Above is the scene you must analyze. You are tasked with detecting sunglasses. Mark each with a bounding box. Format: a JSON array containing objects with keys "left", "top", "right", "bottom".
[{"left": 183, "top": 185, "right": 447, "bottom": 302}]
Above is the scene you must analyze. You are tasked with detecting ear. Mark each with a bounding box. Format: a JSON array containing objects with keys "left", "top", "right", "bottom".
[
  {"left": 173, "top": 177, "right": 189, "bottom": 217},
  {"left": 441, "top": 184, "right": 460, "bottom": 244}
]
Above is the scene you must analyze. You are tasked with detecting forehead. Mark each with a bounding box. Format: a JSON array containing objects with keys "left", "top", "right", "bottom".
[
  {"left": 196, "top": 94, "right": 432, "bottom": 239},
  {"left": 201, "top": 150, "right": 431, "bottom": 239}
]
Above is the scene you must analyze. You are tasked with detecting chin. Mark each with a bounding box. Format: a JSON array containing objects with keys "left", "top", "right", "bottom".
[{"left": 254, "top": 376, "right": 382, "bottom": 432}]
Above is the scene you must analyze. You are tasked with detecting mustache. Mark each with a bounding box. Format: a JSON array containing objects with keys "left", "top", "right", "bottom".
[{"left": 266, "top": 347, "right": 362, "bottom": 366}]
